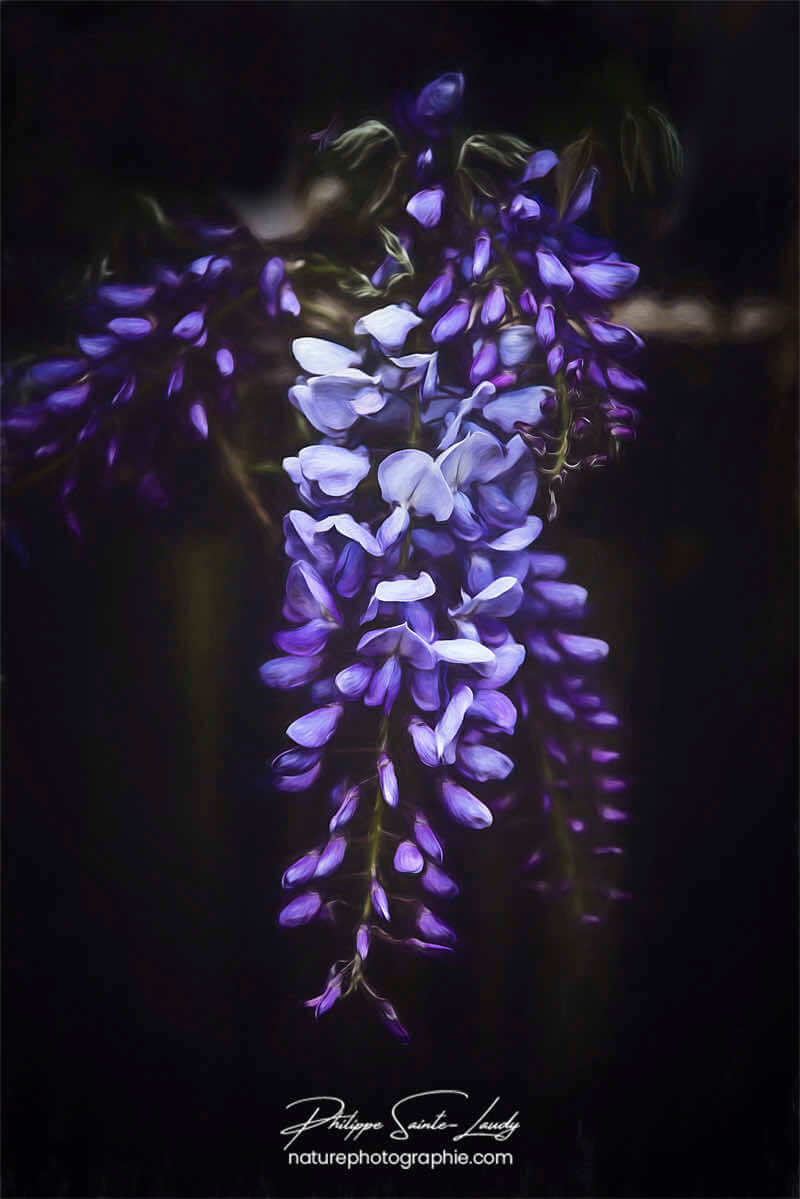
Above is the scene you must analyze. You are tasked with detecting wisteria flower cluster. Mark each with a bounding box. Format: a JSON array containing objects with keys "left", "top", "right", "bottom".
[
  {"left": 3, "top": 72, "right": 641, "bottom": 1042},
  {"left": 261, "top": 74, "right": 639, "bottom": 1038}
]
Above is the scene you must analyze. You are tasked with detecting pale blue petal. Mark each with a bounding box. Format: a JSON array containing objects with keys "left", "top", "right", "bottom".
[
  {"left": 378, "top": 450, "right": 453, "bottom": 520},
  {"left": 354, "top": 305, "right": 423, "bottom": 353},
  {"left": 498, "top": 324, "right": 537, "bottom": 367},
  {"left": 487, "top": 516, "right": 543, "bottom": 551},
  {"left": 432, "top": 639, "right": 495, "bottom": 665},
  {"left": 298, "top": 444, "right": 370, "bottom": 496},
  {"left": 483, "top": 387, "right": 553, "bottom": 433},
  {"left": 292, "top": 337, "right": 360, "bottom": 375}
]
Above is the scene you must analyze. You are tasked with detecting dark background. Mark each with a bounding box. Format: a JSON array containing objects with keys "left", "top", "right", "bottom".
[{"left": 2, "top": 2, "right": 797, "bottom": 1195}]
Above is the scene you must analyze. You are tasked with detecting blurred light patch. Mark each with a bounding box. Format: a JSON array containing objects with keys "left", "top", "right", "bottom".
[
  {"left": 229, "top": 175, "right": 347, "bottom": 240},
  {"left": 614, "top": 292, "right": 788, "bottom": 343}
]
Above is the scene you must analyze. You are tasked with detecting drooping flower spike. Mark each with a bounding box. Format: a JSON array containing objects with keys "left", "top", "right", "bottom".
[{"left": 5, "top": 72, "right": 642, "bottom": 1040}]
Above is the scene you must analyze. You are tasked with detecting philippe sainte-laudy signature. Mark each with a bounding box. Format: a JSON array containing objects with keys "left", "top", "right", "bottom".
[{"left": 280, "top": 1091, "right": 521, "bottom": 1150}]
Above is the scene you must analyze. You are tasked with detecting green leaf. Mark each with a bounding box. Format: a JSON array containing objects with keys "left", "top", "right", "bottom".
[
  {"left": 363, "top": 154, "right": 407, "bottom": 218},
  {"left": 377, "top": 226, "right": 413, "bottom": 276},
  {"left": 457, "top": 132, "right": 534, "bottom": 171},
  {"left": 648, "top": 106, "right": 685, "bottom": 177},
  {"left": 330, "top": 120, "right": 399, "bottom": 169}
]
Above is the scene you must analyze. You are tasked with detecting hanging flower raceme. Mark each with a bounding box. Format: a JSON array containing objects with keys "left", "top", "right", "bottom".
[
  {"left": 4, "top": 71, "right": 645, "bottom": 1041},
  {"left": 2, "top": 224, "right": 303, "bottom": 535}
]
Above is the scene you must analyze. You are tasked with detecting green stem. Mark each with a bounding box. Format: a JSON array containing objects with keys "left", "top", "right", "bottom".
[{"left": 533, "top": 723, "right": 585, "bottom": 921}]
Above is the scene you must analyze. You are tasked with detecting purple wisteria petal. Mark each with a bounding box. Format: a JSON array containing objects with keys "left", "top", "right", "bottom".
[
  {"left": 78, "top": 334, "right": 117, "bottom": 358},
  {"left": 282, "top": 850, "right": 321, "bottom": 889},
  {"left": 409, "top": 717, "right": 439, "bottom": 766},
  {"left": 584, "top": 317, "right": 644, "bottom": 354},
  {"left": 571, "top": 260, "right": 640, "bottom": 299},
  {"left": 172, "top": 311, "right": 205, "bottom": 340},
  {"left": 275, "top": 619, "right": 331, "bottom": 656},
  {"left": 418, "top": 269, "right": 455, "bottom": 315},
  {"left": 481, "top": 283, "right": 507, "bottom": 326},
  {"left": 394, "top": 840, "right": 424, "bottom": 874},
  {"left": 414, "top": 812, "right": 443, "bottom": 862},
  {"left": 286, "top": 704, "right": 344, "bottom": 748},
  {"left": 535, "top": 300, "right": 555, "bottom": 348},
  {"left": 472, "top": 637, "right": 525, "bottom": 688},
  {"left": 314, "top": 835, "right": 347, "bottom": 877},
  {"left": 330, "top": 786, "right": 360, "bottom": 832},
  {"left": 107, "top": 317, "right": 153, "bottom": 340},
  {"left": 27, "top": 359, "right": 87, "bottom": 387},
  {"left": 487, "top": 516, "right": 543, "bottom": 551},
  {"left": 562, "top": 166, "right": 599, "bottom": 224},
  {"left": 97, "top": 284, "right": 156, "bottom": 309},
  {"left": 467, "top": 689, "right": 517, "bottom": 732},
  {"left": 440, "top": 778, "right": 493, "bottom": 829},
  {"left": 432, "top": 299, "right": 470, "bottom": 343},
  {"left": 45, "top": 384, "right": 91, "bottom": 413},
  {"left": 411, "top": 529, "right": 456, "bottom": 557},
  {"left": 356, "top": 924, "right": 370, "bottom": 959},
  {"left": 456, "top": 743, "right": 514, "bottom": 782},
  {"left": 521, "top": 149, "right": 558, "bottom": 181},
  {"left": 452, "top": 577, "right": 523, "bottom": 619},
  {"left": 529, "top": 552, "right": 567, "bottom": 577},
  {"left": 260, "top": 654, "right": 324, "bottom": 689},
  {"left": 371, "top": 879, "right": 390, "bottom": 921},
  {"left": 532, "top": 581, "right": 588, "bottom": 615},
  {"left": 421, "top": 862, "right": 459, "bottom": 898},
  {"left": 605, "top": 362, "right": 646, "bottom": 392},
  {"left": 472, "top": 231, "right": 491, "bottom": 278},
  {"left": 483, "top": 386, "right": 553, "bottom": 433},
  {"left": 311, "top": 512, "right": 382, "bottom": 556},
  {"left": 406, "top": 187, "right": 445, "bottom": 229},
  {"left": 555, "top": 632, "right": 610, "bottom": 662},
  {"left": 364, "top": 656, "right": 403, "bottom": 710},
  {"left": 189, "top": 403, "right": 209, "bottom": 438},
  {"left": 357, "top": 622, "right": 437, "bottom": 669},
  {"left": 279, "top": 891, "right": 322, "bottom": 927},
  {"left": 334, "top": 542, "right": 367, "bottom": 597},
  {"left": 283, "top": 560, "right": 341, "bottom": 624},
  {"left": 409, "top": 665, "right": 441, "bottom": 712},
  {"left": 470, "top": 340, "right": 498, "bottom": 385},
  {"left": 354, "top": 305, "right": 423, "bottom": 353},
  {"left": 437, "top": 429, "right": 505, "bottom": 490},
  {"left": 536, "top": 249, "right": 574, "bottom": 293},
  {"left": 415, "top": 73, "right": 464, "bottom": 120},
  {"left": 335, "top": 663, "right": 373, "bottom": 699},
  {"left": 434, "top": 684, "right": 474, "bottom": 759},
  {"left": 416, "top": 907, "right": 456, "bottom": 943},
  {"left": 378, "top": 449, "right": 453, "bottom": 520},
  {"left": 377, "top": 504, "right": 410, "bottom": 551},
  {"left": 377, "top": 753, "right": 399, "bottom": 807},
  {"left": 510, "top": 195, "right": 541, "bottom": 222}
]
